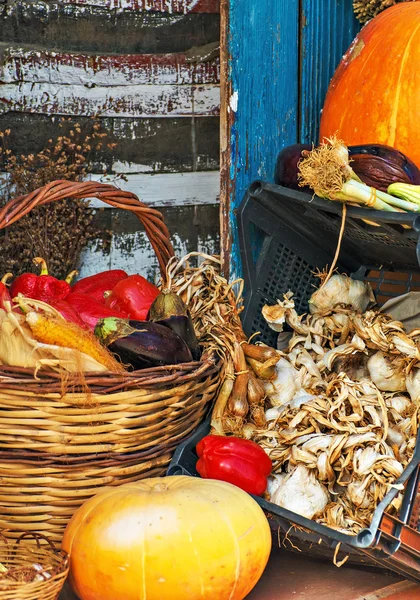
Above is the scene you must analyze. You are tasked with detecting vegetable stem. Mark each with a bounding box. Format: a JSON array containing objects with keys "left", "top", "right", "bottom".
[
  {"left": 339, "top": 181, "right": 397, "bottom": 212},
  {"left": 388, "top": 183, "right": 420, "bottom": 206}
]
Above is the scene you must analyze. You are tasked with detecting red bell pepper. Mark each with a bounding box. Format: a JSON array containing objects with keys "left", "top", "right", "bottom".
[
  {"left": 71, "top": 269, "right": 128, "bottom": 303},
  {"left": 0, "top": 273, "right": 13, "bottom": 310},
  {"left": 10, "top": 258, "right": 73, "bottom": 304},
  {"left": 196, "top": 435, "right": 272, "bottom": 496},
  {"left": 65, "top": 292, "right": 129, "bottom": 330},
  {"left": 49, "top": 299, "right": 89, "bottom": 329},
  {"left": 104, "top": 274, "right": 160, "bottom": 321}
]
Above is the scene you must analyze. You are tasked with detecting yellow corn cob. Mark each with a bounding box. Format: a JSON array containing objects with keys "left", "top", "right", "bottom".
[{"left": 25, "top": 311, "right": 124, "bottom": 372}]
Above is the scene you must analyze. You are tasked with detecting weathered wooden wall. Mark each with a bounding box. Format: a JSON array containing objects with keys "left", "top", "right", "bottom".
[
  {"left": 0, "top": 0, "right": 220, "bottom": 280},
  {"left": 220, "top": 0, "right": 360, "bottom": 280}
]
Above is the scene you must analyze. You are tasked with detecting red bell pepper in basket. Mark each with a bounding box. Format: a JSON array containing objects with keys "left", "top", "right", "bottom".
[
  {"left": 49, "top": 299, "right": 89, "bottom": 329},
  {"left": 65, "top": 292, "right": 129, "bottom": 330},
  {"left": 10, "top": 258, "right": 74, "bottom": 304},
  {"left": 196, "top": 436, "right": 272, "bottom": 496},
  {"left": 104, "top": 274, "right": 160, "bottom": 321},
  {"left": 71, "top": 269, "right": 128, "bottom": 303}
]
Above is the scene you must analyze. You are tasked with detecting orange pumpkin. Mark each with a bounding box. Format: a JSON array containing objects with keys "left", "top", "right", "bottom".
[
  {"left": 319, "top": 3, "right": 420, "bottom": 167},
  {"left": 62, "top": 476, "right": 272, "bottom": 600}
]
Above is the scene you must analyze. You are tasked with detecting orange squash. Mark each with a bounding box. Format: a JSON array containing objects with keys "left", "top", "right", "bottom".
[
  {"left": 62, "top": 476, "right": 272, "bottom": 600},
  {"left": 319, "top": 3, "right": 420, "bottom": 167}
]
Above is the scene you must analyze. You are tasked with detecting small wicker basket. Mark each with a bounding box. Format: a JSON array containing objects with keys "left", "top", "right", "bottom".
[
  {"left": 0, "top": 180, "right": 221, "bottom": 543},
  {"left": 0, "top": 533, "right": 68, "bottom": 600}
]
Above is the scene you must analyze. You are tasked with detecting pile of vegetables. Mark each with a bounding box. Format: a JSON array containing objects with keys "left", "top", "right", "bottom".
[
  {"left": 0, "top": 258, "right": 200, "bottom": 374},
  {"left": 276, "top": 137, "right": 420, "bottom": 214},
  {"left": 201, "top": 271, "right": 420, "bottom": 535}
]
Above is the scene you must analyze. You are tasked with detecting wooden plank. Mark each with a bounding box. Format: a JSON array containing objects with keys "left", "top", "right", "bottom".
[
  {"left": 299, "top": 0, "right": 360, "bottom": 144},
  {"left": 78, "top": 203, "right": 220, "bottom": 279},
  {"left": 356, "top": 582, "right": 420, "bottom": 600},
  {"left": 0, "top": 171, "right": 220, "bottom": 208},
  {"left": 57, "top": 0, "right": 220, "bottom": 12},
  {"left": 0, "top": 81, "right": 219, "bottom": 117},
  {"left": 87, "top": 171, "right": 220, "bottom": 207},
  {"left": 220, "top": 0, "right": 300, "bottom": 278},
  {"left": 0, "top": 4, "right": 220, "bottom": 54},
  {"left": 1, "top": 49, "right": 220, "bottom": 86},
  {"left": 0, "top": 114, "right": 220, "bottom": 174}
]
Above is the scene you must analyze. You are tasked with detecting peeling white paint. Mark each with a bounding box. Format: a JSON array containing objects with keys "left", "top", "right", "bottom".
[
  {"left": 88, "top": 171, "right": 220, "bottom": 207},
  {"left": 78, "top": 228, "right": 218, "bottom": 280},
  {"left": 229, "top": 90, "right": 238, "bottom": 112},
  {"left": 56, "top": 0, "right": 216, "bottom": 14},
  {"left": 111, "top": 160, "right": 157, "bottom": 174},
  {"left": 1, "top": 49, "right": 220, "bottom": 87},
  {"left": 0, "top": 82, "right": 220, "bottom": 117},
  {"left": 0, "top": 170, "right": 220, "bottom": 207}
]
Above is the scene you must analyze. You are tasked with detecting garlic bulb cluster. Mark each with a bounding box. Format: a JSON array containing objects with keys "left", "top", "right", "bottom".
[
  {"left": 254, "top": 280, "right": 420, "bottom": 534},
  {"left": 270, "top": 465, "right": 330, "bottom": 519},
  {"left": 309, "top": 274, "right": 375, "bottom": 316}
]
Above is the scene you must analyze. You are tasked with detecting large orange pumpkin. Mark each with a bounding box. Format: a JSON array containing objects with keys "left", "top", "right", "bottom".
[
  {"left": 62, "top": 476, "right": 272, "bottom": 600},
  {"left": 319, "top": 3, "right": 420, "bottom": 167}
]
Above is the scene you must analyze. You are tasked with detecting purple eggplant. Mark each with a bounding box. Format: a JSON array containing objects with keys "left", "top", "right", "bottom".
[
  {"left": 348, "top": 144, "right": 420, "bottom": 192},
  {"left": 148, "top": 290, "right": 201, "bottom": 360},
  {"left": 274, "top": 144, "right": 312, "bottom": 191},
  {"left": 274, "top": 143, "right": 420, "bottom": 193},
  {"left": 95, "top": 317, "right": 193, "bottom": 371}
]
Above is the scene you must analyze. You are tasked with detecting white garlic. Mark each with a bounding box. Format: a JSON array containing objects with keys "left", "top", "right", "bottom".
[
  {"left": 309, "top": 275, "right": 375, "bottom": 316},
  {"left": 367, "top": 351, "right": 406, "bottom": 392},
  {"left": 270, "top": 465, "right": 330, "bottom": 519},
  {"left": 264, "top": 357, "right": 298, "bottom": 407},
  {"left": 266, "top": 473, "right": 287, "bottom": 499},
  {"left": 347, "top": 478, "right": 371, "bottom": 508},
  {"left": 406, "top": 369, "right": 420, "bottom": 403},
  {"left": 388, "top": 395, "right": 411, "bottom": 415}
]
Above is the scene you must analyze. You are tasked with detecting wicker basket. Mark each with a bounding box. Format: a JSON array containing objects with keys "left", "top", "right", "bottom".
[
  {"left": 0, "top": 180, "right": 221, "bottom": 543},
  {"left": 0, "top": 533, "right": 68, "bottom": 600}
]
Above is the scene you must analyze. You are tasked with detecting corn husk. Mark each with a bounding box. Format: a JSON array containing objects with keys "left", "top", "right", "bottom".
[{"left": 0, "top": 301, "right": 108, "bottom": 373}]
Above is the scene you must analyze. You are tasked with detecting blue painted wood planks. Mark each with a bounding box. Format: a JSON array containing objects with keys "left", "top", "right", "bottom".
[
  {"left": 300, "top": 0, "right": 360, "bottom": 144},
  {"left": 225, "top": 0, "right": 360, "bottom": 280},
  {"left": 226, "top": 0, "right": 300, "bottom": 279}
]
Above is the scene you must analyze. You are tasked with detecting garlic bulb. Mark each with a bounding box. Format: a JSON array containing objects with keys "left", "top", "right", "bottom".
[
  {"left": 367, "top": 351, "right": 407, "bottom": 392},
  {"left": 387, "top": 428, "right": 405, "bottom": 448},
  {"left": 265, "top": 406, "right": 283, "bottom": 421},
  {"left": 264, "top": 358, "right": 298, "bottom": 407},
  {"left": 265, "top": 390, "right": 315, "bottom": 421},
  {"left": 388, "top": 395, "right": 411, "bottom": 415},
  {"left": 262, "top": 293, "right": 294, "bottom": 332},
  {"left": 309, "top": 274, "right": 375, "bottom": 316},
  {"left": 266, "top": 473, "right": 287, "bottom": 499},
  {"left": 347, "top": 478, "right": 371, "bottom": 509},
  {"left": 406, "top": 369, "right": 420, "bottom": 403},
  {"left": 270, "top": 465, "right": 330, "bottom": 519},
  {"left": 353, "top": 447, "right": 382, "bottom": 475}
]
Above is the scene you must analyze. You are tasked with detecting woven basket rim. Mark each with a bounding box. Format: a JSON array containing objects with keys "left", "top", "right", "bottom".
[
  {"left": 0, "top": 353, "right": 218, "bottom": 391},
  {"left": 0, "top": 532, "right": 69, "bottom": 586}
]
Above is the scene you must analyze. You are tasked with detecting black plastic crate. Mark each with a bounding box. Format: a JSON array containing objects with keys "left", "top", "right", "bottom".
[
  {"left": 167, "top": 418, "right": 420, "bottom": 583},
  {"left": 238, "top": 181, "right": 420, "bottom": 346},
  {"left": 168, "top": 182, "right": 420, "bottom": 581}
]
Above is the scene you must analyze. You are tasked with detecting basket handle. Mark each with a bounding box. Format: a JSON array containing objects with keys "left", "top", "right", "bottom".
[{"left": 0, "top": 180, "right": 175, "bottom": 277}]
